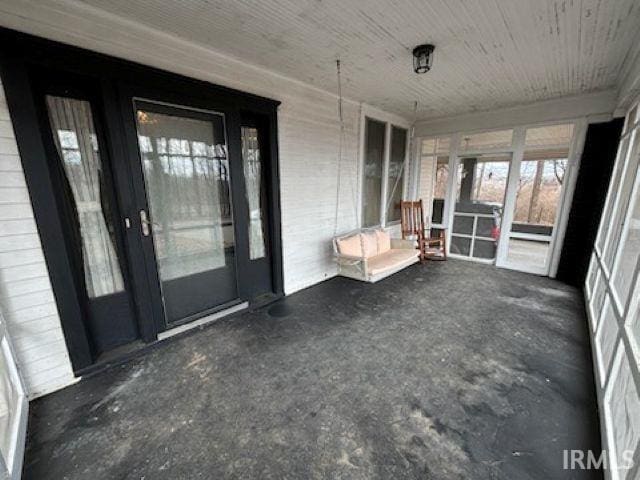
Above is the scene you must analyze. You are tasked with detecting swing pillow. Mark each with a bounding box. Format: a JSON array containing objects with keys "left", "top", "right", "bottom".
[
  {"left": 375, "top": 230, "right": 391, "bottom": 254},
  {"left": 336, "top": 234, "right": 363, "bottom": 258},
  {"left": 361, "top": 231, "right": 378, "bottom": 257},
  {"left": 336, "top": 230, "right": 390, "bottom": 258},
  {"left": 336, "top": 231, "right": 380, "bottom": 258}
]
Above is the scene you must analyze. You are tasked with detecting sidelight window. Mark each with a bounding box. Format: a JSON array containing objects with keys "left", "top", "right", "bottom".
[{"left": 46, "top": 95, "right": 125, "bottom": 298}]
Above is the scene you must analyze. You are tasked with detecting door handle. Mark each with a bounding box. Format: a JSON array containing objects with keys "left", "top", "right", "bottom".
[{"left": 140, "top": 209, "right": 151, "bottom": 236}]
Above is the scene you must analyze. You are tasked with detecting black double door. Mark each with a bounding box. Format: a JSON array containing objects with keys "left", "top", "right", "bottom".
[{"left": 30, "top": 68, "right": 279, "bottom": 359}]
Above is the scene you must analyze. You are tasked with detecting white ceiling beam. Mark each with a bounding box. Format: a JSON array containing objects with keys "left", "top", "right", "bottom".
[{"left": 413, "top": 89, "right": 618, "bottom": 138}]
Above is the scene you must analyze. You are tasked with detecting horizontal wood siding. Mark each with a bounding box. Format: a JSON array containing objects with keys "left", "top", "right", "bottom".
[
  {"left": 0, "top": 81, "right": 76, "bottom": 399},
  {"left": 279, "top": 98, "right": 361, "bottom": 292}
]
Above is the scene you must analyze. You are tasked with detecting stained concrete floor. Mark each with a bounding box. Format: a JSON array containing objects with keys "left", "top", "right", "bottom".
[{"left": 24, "top": 260, "right": 602, "bottom": 479}]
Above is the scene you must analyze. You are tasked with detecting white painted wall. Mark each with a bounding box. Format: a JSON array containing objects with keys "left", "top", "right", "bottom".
[
  {"left": 279, "top": 95, "right": 361, "bottom": 292},
  {"left": 0, "top": 81, "right": 76, "bottom": 399}
]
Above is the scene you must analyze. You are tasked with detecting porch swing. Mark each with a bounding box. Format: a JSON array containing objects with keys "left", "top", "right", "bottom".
[{"left": 331, "top": 61, "right": 420, "bottom": 283}]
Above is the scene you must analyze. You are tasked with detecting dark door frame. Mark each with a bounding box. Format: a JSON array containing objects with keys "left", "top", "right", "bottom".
[
  {"left": 0, "top": 28, "right": 284, "bottom": 372},
  {"left": 121, "top": 94, "right": 243, "bottom": 331},
  {"left": 29, "top": 68, "right": 142, "bottom": 355}
]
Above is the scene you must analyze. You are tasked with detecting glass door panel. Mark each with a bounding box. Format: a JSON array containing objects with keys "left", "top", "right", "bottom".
[
  {"left": 450, "top": 154, "right": 510, "bottom": 261},
  {"left": 135, "top": 101, "right": 237, "bottom": 325},
  {"left": 503, "top": 123, "right": 574, "bottom": 275},
  {"left": 240, "top": 117, "right": 274, "bottom": 299},
  {"left": 46, "top": 96, "right": 125, "bottom": 298},
  {"left": 505, "top": 159, "right": 565, "bottom": 272},
  {"left": 44, "top": 94, "right": 139, "bottom": 354},
  {"left": 241, "top": 126, "right": 267, "bottom": 260}
]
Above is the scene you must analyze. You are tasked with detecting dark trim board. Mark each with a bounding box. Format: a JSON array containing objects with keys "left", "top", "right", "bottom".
[
  {"left": 0, "top": 27, "right": 285, "bottom": 372},
  {"left": 556, "top": 118, "right": 624, "bottom": 286},
  {"left": 0, "top": 58, "right": 94, "bottom": 370}
]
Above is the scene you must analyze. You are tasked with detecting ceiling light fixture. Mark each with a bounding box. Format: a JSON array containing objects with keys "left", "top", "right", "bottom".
[{"left": 413, "top": 44, "right": 435, "bottom": 74}]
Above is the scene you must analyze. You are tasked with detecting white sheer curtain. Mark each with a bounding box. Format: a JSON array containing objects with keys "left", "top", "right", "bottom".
[
  {"left": 241, "top": 127, "right": 266, "bottom": 259},
  {"left": 135, "top": 108, "right": 229, "bottom": 281},
  {"left": 46, "top": 96, "right": 124, "bottom": 298}
]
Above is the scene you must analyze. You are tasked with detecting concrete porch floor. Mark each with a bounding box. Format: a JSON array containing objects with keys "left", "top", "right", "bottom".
[{"left": 23, "top": 260, "right": 601, "bottom": 479}]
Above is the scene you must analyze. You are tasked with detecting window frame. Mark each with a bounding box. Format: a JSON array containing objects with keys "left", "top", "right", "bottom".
[{"left": 358, "top": 107, "right": 410, "bottom": 228}]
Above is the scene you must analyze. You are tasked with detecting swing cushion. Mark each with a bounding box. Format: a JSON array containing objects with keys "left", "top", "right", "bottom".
[
  {"left": 375, "top": 230, "right": 391, "bottom": 253},
  {"left": 361, "top": 231, "right": 379, "bottom": 257},
  {"left": 333, "top": 228, "right": 419, "bottom": 283},
  {"left": 367, "top": 249, "right": 420, "bottom": 276},
  {"left": 336, "top": 231, "right": 380, "bottom": 258},
  {"left": 336, "top": 234, "right": 363, "bottom": 258}
]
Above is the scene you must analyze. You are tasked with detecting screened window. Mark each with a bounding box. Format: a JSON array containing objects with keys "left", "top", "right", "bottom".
[
  {"left": 514, "top": 124, "right": 574, "bottom": 227},
  {"left": 459, "top": 129, "right": 513, "bottom": 152},
  {"left": 456, "top": 156, "right": 510, "bottom": 204}
]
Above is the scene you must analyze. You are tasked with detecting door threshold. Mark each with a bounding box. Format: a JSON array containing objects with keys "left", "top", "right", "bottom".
[
  {"left": 75, "top": 301, "right": 249, "bottom": 379},
  {"left": 158, "top": 301, "right": 249, "bottom": 341}
]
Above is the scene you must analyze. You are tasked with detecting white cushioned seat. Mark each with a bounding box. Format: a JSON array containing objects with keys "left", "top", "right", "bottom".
[
  {"left": 333, "top": 228, "right": 419, "bottom": 283},
  {"left": 367, "top": 249, "right": 420, "bottom": 276}
]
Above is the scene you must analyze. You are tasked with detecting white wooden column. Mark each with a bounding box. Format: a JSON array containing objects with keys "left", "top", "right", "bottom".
[
  {"left": 495, "top": 127, "right": 525, "bottom": 267},
  {"left": 548, "top": 118, "right": 588, "bottom": 277},
  {"left": 444, "top": 133, "right": 461, "bottom": 253},
  {"left": 380, "top": 122, "right": 392, "bottom": 226}
]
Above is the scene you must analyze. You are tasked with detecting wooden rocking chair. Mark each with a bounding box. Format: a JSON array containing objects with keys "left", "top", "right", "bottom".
[{"left": 400, "top": 200, "right": 447, "bottom": 262}]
